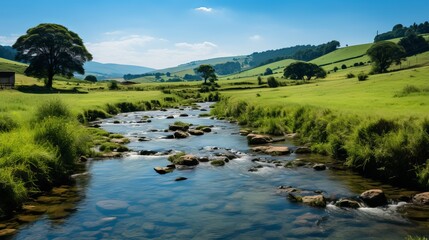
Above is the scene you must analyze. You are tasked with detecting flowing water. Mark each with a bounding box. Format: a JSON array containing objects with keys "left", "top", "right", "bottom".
[{"left": 4, "top": 103, "right": 429, "bottom": 239}]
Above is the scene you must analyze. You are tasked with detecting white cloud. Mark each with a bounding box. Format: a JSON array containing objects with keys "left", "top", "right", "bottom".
[
  {"left": 249, "top": 34, "right": 262, "bottom": 41},
  {"left": 0, "top": 35, "right": 18, "bottom": 45},
  {"left": 104, "top": 31, "right": 124, "bottom": 36},
  {"left": 86, "top": 36, "right": 227, "bottom": 69},
  {"left": 195, "top": 7, "right": 213, "bottom": 13}
]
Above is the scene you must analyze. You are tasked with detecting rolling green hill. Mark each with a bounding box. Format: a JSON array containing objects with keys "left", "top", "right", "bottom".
[{"left": 155, "top": 56, "right": 246, "bottom": 74}]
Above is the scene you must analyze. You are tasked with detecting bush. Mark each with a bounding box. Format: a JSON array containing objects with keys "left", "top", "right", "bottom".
[
  {"left": 357, "top": 72, "right": 368, "bottom": 81},
  {"left": 267, "top": 76, "right": 279, "bottom": 88},
  {"left": 346, "top": 73, "right": 355, "bottom": 79},
  {"left": 0, "top": 114, "right": 18, "bottom": 132},
  {"left": 109, "top": 81, "right": 119, "bottom": 90},
  {"left": 341, "top": 64, "right": 347, "bottom": 69},
  {"left": 257, "top": 76, "right": 263, "bottom": 85},
  {"left": 34, "top": 99, "right": 72, "bottom": 121}
]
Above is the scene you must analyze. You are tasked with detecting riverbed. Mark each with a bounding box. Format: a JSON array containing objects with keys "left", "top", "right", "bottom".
[{"left": 6, "top": 103, "right": 429, "bottom": 239}]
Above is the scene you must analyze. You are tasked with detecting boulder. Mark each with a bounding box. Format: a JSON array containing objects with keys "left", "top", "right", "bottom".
[
  {"left": 188, "top": 129, "right": 204, "bottom": 136},
  {"left": 166, "top": 115, "right": 174, "bottom": 119},
  {"left": 211, "top": 159, "right": 225, "bottom": 166},
  {"left": 360, "top": 189, "right": 387, "bottom": 207},
  {"left": 0, "top": 229, "right": 17, "bottom": 237},
  {"left": 335, "top": 198, "right": 362, "bottom": 209},
  {"left": 169, "top": 124, "right": 189, "bottom": 131},
  {"left": 294, "top": 147, "right": 311, "bottom": 154},
  {"left": 139, "top": 150, "right": 158, "bottom": 155},
  {"left": 173, "top": 154, "right": 199, "bottom": 166},
  {"left": 175, "top": 177, "right": 188, "bottom": 181},
  {"left": 179, "top": 113, "right": 189, "bottom": 117},
  {"left": 239, "top": 129, "right": 252, "bottom": 136},
  {"left": 313, "top": 164, "right": 326, "bottom": 171},
  {"left": 413, "top": 192, "right": 429, "bottom": 205},
  {"left": 247, "top": 134, "right": 273, "bottom": 144},
  {"left": 154, "top": 167, "right": 173, "bottom": 174},
  {"left": 251, "top": 146, "right": 290, "bottom": 155},
  {"left": 302, "top": 195, "right": 326, "bottom": 208},
  {"left": 198, "top": 156, "right": 210, "bottom": 162},
  {"left": 174, "top": 131, "right": 189, "bottom": 139}
]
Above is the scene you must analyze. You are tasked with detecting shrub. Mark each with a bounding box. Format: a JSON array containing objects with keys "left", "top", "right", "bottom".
[
  {"left": 0, "top": 114, "right": 18, "bottom": 132},
  {"left": 394, "top": 85, "right": 421, "bottom": 97},
  {"left": 105, "top": 103, "right": 120, "bottom": 115},
  {"left": 34, "top": 99, "right": 72, "bottom": 121},
  {"left": 357, "top": 72, "right": 368, "bottom": 81},
  {"left": 257, "top": 76, "right": 263, "bottom": 85},
  {"left": 267, "top": 76, "right": 279, "bottom": 88},
  {"left": 346, "top": 73, "right": 355, "bottom": 79},
  {"left": 341, "top": 64, "right": 347, "bottom": 69},
  {"left": 109, "top": 81, "right": 119, "bottom": 90}
]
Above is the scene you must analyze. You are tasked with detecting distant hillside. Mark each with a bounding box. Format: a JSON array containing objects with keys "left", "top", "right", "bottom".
[
  {"left": 0, "top": 45, "right": 17, "bottom": 61},
  {"left": 155, "top": 56, "right": 246, "bottom": 74},
  {"left": 80, "top": 61, "right": 155, "bottom": 80}
]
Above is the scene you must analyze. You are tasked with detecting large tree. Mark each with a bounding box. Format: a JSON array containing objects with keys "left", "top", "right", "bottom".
[
  {"left": 195, "top": 64, "right": 216, "bottom": 84},
  {"left": 13, "top": 23, "right": 92, "bottom": 88},
  {"left": 283, "top": 62, "right": 326, "bottom": 81},
  {"left": 398, "top": 33, "right": 429, "bottom": 57},
  {"left": 366, "top": 41, "right": 405, "bottom": 73}
]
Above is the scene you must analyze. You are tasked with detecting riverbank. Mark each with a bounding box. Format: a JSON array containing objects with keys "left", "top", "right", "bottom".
[{"left": 212, "top": 97, "right": 429, "bottom": 189}]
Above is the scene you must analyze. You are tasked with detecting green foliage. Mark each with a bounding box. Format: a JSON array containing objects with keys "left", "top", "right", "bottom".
[
  {"left": 398, "top": 32, "right": 429, "bottom": 56},
  {"left": 173, "top": 121, "right": 191, "bottom": 127},
  {"left": 34, "top": 99, "right": 72, "bottom": 121},
  {"left": 367, "top": 41, "right": 406, "bottom": 73},
  {"left": 284, "top": 62, "right": 326, "bottom": 80},
  {"left": 0, "top": 168, "right": 27, "bottom": 216},
  {"left": 0, "top": 114, "right": 18, "bottom": 132},
  {"left": 394, "top": 85, "right": 421, "bottom": 97},
  {"left": 264, "top": 68, "right": 273, "bottom": 76},
  {"left": 213, "top": 61, "right": 241, "bottom": 75},
  {"left": 341, "top": 64, "right": 347, "bottom": 69},
  {"left": 267, "top": 76, "right": 279, "bottom": 88},
  {"left": 195, "top": 64, "right": 216, "bottom": 84},
  {"left": 109, "top": 81, "right": 119, "bottom": 90},
  {"left": 84, "top": 75, "right": 97, "bottom": 82},
  {"left": 13, "top": 23, "right": 92, "bottom": 88},
  {"left": 375, "top": 21, "right": 429, "bottom": 42},
  {"left": 357, "top": 72, "right": 368, "bottom": 81},
  {"left": 405, "top": 236, "right": 428, "bottom": 240},
  {"left": 257, "top": 76, "right": 263, "bottom": 85},
  {"left": 346, "top": 73, "right": 355, "bottom": 78}
]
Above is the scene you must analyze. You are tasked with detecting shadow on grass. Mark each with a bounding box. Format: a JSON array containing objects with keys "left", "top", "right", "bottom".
[{"left": 16, "top": 85, "right": 88, "bottom": 94}]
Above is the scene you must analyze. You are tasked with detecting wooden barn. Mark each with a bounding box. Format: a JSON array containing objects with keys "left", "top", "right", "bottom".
[{"left": 0, "top": 72, "right": 15, "bottom": 89}]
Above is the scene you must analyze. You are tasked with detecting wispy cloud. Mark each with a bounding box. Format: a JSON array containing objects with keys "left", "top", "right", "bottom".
[
  {"left": 0, "top": 35, "right": 18, "bottom": 45},
  {"left": 249, "top": 34, "right": 262, "bottom": 41},
  {"left": 86, "top": 35, "right": 226, "bottom": 69},
  {"left": 195, "top": 7, "right": 213, "bottom": 13}
]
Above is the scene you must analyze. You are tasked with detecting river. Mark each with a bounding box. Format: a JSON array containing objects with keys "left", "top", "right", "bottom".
[{"left": 5, "top": 103, "right": 429, "bottom": 239}]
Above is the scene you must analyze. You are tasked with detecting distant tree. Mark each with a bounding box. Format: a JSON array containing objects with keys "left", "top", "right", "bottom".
[
  {"left": 109, "top": 81, "right": 119, "bottom": 90},
  {"left": 283, "top": 62, "right": 327, "bottom": 81},
  {"left": 195, "top": 64, "right": 216, "bottom": 84},
  {"left": 341, "top": 64, "right": 347, "bottom": 69},
  {"left": 84, "top": 75, "right": 97, "bottom": 82},
  {"left": 398, "top": 33, "right": 429, "bottom": 57},
  {"left": 166, "top": 72, "right": 171, "bottom": 77},
  {"left": 264, "top": 68, "right": 273, "bottom": 75},
  {"left": 333, "top": 66, "right": 339, "bottom": 72},
  {"left": 13, "top": 23, "right": 92, "bottom": 88},
  {"left": 367, "top": 41, "right": 406, "bottom": 73},
  {"left": 257, "top": 76, "right": 263, "bottom": 85},
  {"left": 267, "top": 76, "right": 279, "bottom": 88},
  {"left": 155, "top": 72, "right": 162, "bottom": 80}
]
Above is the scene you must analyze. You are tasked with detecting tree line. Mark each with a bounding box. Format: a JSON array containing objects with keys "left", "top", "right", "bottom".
[{"left": 374, "top": 21, "right": 429, "bottom": 42}]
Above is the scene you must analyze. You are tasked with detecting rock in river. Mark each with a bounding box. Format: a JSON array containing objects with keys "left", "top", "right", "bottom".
[
  {"left": 335, "top": 198, "right": 363, "bottom": 209},
  {"left": 0, "top": 229, "right": 17, "bottom": 237},
  {"left": 154, "top": 166, "right": 174, "bottom": 174},
  {"left": 302, "top": 195, "right": 326, "bottom": 208},
  {"left": 251, "top": 146, "right": 290, "bottom": 155},
  {"left": 313, "top": 164, "right": 326, "bottom": 171},
  {"left": 188, "top": 129, "right": 204, "bottom": 136},
  {"left": 172, "top": 154, "right": 199, "bottom": 166},
  {"left": 174, "top": 131, "right": 189, "bottom": 139},
  {"left": 246, "top": 134, "right": 273, "bottom": 144},
  {"left": 96, "top": 200, "right": 129, "bottom": 213},
  {"left": 412, "top": 192, "right": 429, "bottom": 205},
  {"left": 360, "top": 189, "right": 387, "bottom": 207}
]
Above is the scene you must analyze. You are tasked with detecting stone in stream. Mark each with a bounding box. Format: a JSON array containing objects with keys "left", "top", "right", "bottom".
[
  {"left": 175, "top": 177, "right": 188, "bottom": 181},
  {"left": 313, "top": 164, "right": 327, "bottom": 171},
  {"left": 179, "top": 113, "right": 189, "bottom": 117},
  {"left": 83, "top": 217, "right": 117, "bottom": 229},
  {"left": 301, "top": 195, "right": 326, "bottom": 208},
  {"left": 139, "top": 150, "right": 158, "bottom": 155},
  {"left": 335, "top": 198, "right": 363, "bottom": 209},
  {"left": 0, "top": 229, "right": 17, "bottom": 237},
  {"left": 169, "top": 124, "right": 189, "bottom": 131},
  {"left": 211, "top": 159, "right": 226, "bottom": 166},
  {"left": 251, "top": 146, "right": 290, "bottom": 155},
  {"left": 96, "top": 200, "right": 129, "bottom": 214},
  {"left": 188, "top": 129, "right": 204, "bottom": 136},
  {"left": 294, "top": 146, "right": 311, "bottom": 154},
  {"left": 154, "top": 166, "right": 174, "bottom": 174},
  {"left": 246, "top": 134, "right": 273, "bottom": 144},
  {"left": 360, "top": 189, "right": 387, "bottom": 207},
  {"left": 166, "top": 115, "right": 174, "bottom": 119},
  {"left": 412, "top": 192, "right": 429, "bottom": 205},
  {"left": 174, "top": 131, "right": 189, "bottom": 139},
  {"left": 172, "top": 154, "right": 199, "bottom": 166},
  {"left": 22, "top": 204, "right": 47, "bottom": 214}
]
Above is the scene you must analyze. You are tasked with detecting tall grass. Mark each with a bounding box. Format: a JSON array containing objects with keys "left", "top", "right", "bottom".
[{"left": 213, "top": 98, "right": 429, "bottom": 188}]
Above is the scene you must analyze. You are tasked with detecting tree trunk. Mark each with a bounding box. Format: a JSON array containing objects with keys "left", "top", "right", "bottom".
[{"left": 46, "top": 73, "right": 54, "bottom": 89}]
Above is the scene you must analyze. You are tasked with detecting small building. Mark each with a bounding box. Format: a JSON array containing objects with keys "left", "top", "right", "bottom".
[{"left": 0, "top": 72, "right": 15, "bottom": 89}]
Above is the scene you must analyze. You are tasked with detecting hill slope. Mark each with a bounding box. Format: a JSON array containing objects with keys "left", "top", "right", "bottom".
[{"left": 80, "top": 61, "right": 155, "bottom": 80}]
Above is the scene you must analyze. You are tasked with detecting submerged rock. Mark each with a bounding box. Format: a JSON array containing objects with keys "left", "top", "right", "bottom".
[
  {"left": 96, "top": 200, "right": 129, "bottom": 213},
  {"left": 169, "top": 124, "right": 189, "bottom": 131},
  {"left": 175, "top": 177, "right": 188, "bottom": 181},
  {"left": 139, "top": 150, "right": 158, "bottom": 155},
  {"left": 246, "top": 134, "right": 273, "bottom": 144},
  {"left": 154, "top": 167, "right": 174, "bottom": 174},
  {"left": 211, "top": 159, "right": 226, "bottom": 166},
  {"left": 412, "top": 192, "right": 429, "bottom": 205},
  {"left": 360, "top": 189, "right": 387, "bottom": 207}
]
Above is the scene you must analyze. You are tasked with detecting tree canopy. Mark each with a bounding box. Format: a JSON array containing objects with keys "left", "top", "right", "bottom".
[
  {"left": 398, "top": 33, "right": 429, "bottom": 57},
  {"left": 195, "top": 64, "right": 216, "bottom": 84},
  {"left": 374, "top": 21, "right": 429, "bottom": 42},
  {"left": 283, "top": 62, "right": 326, "bottom": 81},
  {"left": 84, "top": 75, "right": 97, "bottom": 82},
  {"left": 13, "top": 23, "right": 92, "bottom": 88},
  {"left": 366, "top": 41, "right": 406, "bottom": 73}
]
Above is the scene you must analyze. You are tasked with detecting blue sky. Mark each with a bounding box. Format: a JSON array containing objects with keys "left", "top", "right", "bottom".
[{"left": 0, "top": 0, "right": 428, "bottom": 69}]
